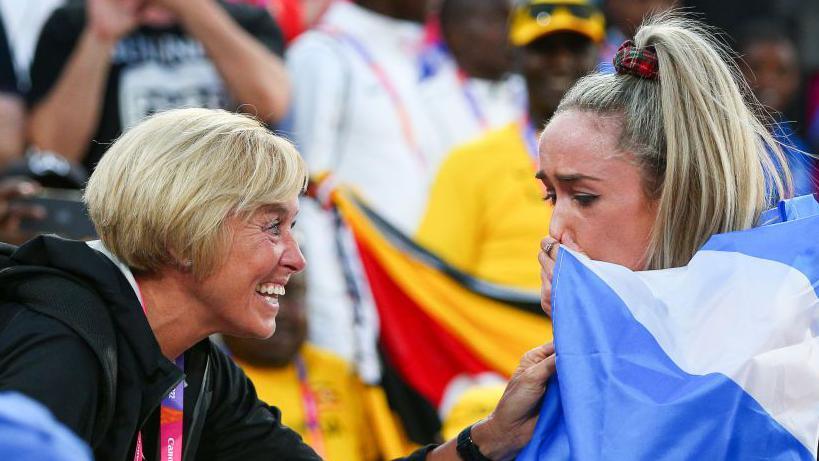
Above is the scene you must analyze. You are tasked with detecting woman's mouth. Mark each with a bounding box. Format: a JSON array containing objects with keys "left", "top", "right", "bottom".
[
  {"left": 256, "top": 283, "right": 285, "bottom": 296},
  {"left": 255, "top": 283, "right": 285, "bottom": 306}
]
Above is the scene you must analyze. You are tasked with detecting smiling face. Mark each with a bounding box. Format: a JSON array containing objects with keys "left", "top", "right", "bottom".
[
  {"left": 193, "top": 197, "right": 306, "bottom": 339},
  {"left": 537, "top": 110, "right": 658, "bottom": 270},
  {"left": 222, "top": 271, "right": 308, "bottom": 367}
]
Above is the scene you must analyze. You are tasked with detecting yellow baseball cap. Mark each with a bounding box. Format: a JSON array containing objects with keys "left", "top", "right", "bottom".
[{"left": 509, "top": 0, "right": 606, "bottom": 47}]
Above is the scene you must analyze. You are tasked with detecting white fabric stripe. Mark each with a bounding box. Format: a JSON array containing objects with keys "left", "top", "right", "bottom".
[{"left": 567, "top": 249, "right": 819, "bottom": 456}]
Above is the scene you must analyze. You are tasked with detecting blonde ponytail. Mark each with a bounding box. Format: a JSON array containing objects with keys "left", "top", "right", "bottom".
[{"left": 554, "top": 12, "right": 790, "bottom": 269}]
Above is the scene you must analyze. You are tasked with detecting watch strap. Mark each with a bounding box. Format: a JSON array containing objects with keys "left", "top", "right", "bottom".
[{"left": 456, "top": 424, "right": 493, "bottom": 461}]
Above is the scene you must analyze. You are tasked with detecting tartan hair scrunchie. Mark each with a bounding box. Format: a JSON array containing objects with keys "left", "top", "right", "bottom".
[{"left": 613, "top": 40, "right": 659, "bottom": 80}]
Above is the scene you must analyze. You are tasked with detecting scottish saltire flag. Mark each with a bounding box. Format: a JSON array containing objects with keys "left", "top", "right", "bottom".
[{"left": 518, "top": 195, "right": 819, "bottom": 461}]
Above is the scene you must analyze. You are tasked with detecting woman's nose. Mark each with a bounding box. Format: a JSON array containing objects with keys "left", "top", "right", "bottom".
[
  {"left": 282, "top": 236, "right": 307, "bottom": 273},
  {"left": 548, "top": 206, "right": 566, "bottom": 242}
]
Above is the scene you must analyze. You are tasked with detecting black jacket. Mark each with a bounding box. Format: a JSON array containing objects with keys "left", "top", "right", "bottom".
[
  {"left": 0, "top": 236, "right": 436, "bottom": 461},
  {"left": 0, "top": 236, "right": 400, "bottom": 460}
]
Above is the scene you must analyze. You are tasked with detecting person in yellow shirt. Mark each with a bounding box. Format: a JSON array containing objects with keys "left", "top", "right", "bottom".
[
  {"left": 416, "top": 0, "right": 604, "bottom": 290},
  {"left": 223, "top": 273, "right": 380, "bottom": 461}
]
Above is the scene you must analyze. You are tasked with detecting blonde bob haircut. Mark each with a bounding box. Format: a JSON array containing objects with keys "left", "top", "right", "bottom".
[
  {"left": 553, "top": 13, "right": 791, "bottom": 270},
  {"left": 85, "top": 108, "right": 308, "bottom": 279}
]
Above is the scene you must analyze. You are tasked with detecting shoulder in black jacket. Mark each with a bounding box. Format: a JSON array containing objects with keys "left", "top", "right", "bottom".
[{"left": 0, "top": 235, "right": 319, "bottom": 461}]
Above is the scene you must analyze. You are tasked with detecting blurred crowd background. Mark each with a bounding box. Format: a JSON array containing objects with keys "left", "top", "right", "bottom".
[{"left": 0, "top": 0, "right": 817, "bottom": 460}]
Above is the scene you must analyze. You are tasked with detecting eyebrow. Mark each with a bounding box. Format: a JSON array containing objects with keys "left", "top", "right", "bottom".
[
  {"left": 535, "top": 170, "right": 602, "bottom": 182},
  {"left": 555, "top": 173, "right": 602, "bottom": 182},
  {"left": 261, "top": 204, "right": 288, "bottom": 214},
  {"left": 258, "top": 203, "right": 301, "bottom": 219}
]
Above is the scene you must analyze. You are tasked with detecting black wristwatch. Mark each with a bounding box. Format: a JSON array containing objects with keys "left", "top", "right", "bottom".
[{"left": 456, "top": 424, "right": 493, "bottom": 461}]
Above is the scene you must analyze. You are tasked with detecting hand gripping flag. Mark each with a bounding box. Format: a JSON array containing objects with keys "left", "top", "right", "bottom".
[{"left": 518, "top": 195, "right": 819, "bottom": 461}]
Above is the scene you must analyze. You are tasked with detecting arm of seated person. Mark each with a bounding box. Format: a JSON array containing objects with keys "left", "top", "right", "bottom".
[
  {"left": 170, "top": 0, "right": 290, "bottom": 123},
  {"left": 0, "top": 92, "right": 24, "bottom": 167}
]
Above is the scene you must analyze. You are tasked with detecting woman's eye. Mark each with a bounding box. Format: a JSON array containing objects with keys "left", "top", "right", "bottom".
[
  {"left": 265, "top": 221, "right": 282, "bottom": 236},
  {"left": 574, "top": 194, "right": 599, "bottom": 207}
]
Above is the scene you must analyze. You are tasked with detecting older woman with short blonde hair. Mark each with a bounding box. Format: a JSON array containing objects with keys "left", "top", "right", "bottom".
[
  {"left": 0, "top": 108, "right": 555, "bottom": 461},
  {"left": 86, "top": 108, "right": 308, "bottom": 280}
]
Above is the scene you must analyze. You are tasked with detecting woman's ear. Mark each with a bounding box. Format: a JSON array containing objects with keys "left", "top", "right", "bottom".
[{"left": 166, "top": 245, "right": 194, "bottom": 273}]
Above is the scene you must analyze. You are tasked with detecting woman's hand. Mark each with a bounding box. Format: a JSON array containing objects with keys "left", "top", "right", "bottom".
[
  {"left": 539, "top": 235, "right": 585, "bottom": 317},
  {"left": 538, "top": 237, "right": 559, "bottom": 317},
  {"left": 470, "top": 342, "right": 557, "bottom": 461},
  {"left": 87, "top": 0, "right": 141, "bottom": 43}
]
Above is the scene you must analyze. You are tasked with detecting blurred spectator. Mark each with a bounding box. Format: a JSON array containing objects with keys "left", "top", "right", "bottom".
[
  {"left": 300, "top": 0, "right": 334, "bottom": 27},
  {"left": 223, "top": 272, "right": 399, "bottom": 461},
  {"left": 289, "top": 0, "right": 436, "bottom": 233},
  {"left": 415, "top": 0, "right": 603, "bottom": 289},
  {"left": 231, "top": 0, "right": 333, "bottom": 43},
  {"left": 809, "top": 75, "right": 819, "bottom": 161},
  {"left": 421, "top": 0, "right": 527, "bottom": 151},
  {"left": 802, "top": 1, "right": 819, "bottom": 157},
  {"left": 288, "top": 0, "right": 437, "bottom": 380},
  {"left": 27, "top": 0, "right": 289, "bottom": 173},
  {"left": 737, "top": 20, "right": 817, "bottom": 196},
  {"left": 599, "top": 0, "right": 676, "bottom": 72},
  {"left": 0, "top": 0, "right": 65, "bottom": 89},
  {"left": 0, "top": 9, "right": 25, "bottom": 168},
  {"left": 684, "top": 0, "right": 774, "bottom": 44},
  {"left": 0, "top": 177, "right": 44, "bottom": 245},
  {"left": 0, "top": 392, "right": 92, "bottom": 461},
  {"left": 439, "top": 0, "right": 511, "bottom": 82}
]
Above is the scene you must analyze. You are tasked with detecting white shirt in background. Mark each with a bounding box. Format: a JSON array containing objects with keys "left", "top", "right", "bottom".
[
  {"left": 288, "top": 1, "right": 441, "bottom": 383},
  {"left": 422, "top": 61, "right": 527, "bottom": 154},
  {"left": 0, "top": 0, "right": 64, "bottom": 88}
]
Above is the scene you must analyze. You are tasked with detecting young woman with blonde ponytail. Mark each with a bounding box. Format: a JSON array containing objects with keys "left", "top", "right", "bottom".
[{"left": 537, "top": 13, "right": 793, "bottom": 315}]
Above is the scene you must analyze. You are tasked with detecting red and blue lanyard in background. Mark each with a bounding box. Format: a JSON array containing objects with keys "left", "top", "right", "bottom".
[
  {"left": 320, "top": 25, "right": 429, "bottom": 172},
  {"left": 522, "top": 114, "right": 538, "bottom": 163},
  {"left": 295, "top": 355, "right": 326, "bottom": 458}
]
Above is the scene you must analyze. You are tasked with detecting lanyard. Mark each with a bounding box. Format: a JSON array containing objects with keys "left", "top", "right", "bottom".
[
  {"left": 521, "top": 115, "right": 539, "bottom": 163},
  {"left": 319, "top": 25, "right": 428, "bottom": 172},
  {"left": 456, "top": 70, "right": 489, "bottom": 131},
  {"left": 295, "top": 355, "right": 326, "bottom": 458},
  {"left": 521, "top": 115, "right": 548, "bottom": 196},
  {"left": 132, "top": 285, "right": 185, "bottom": 461}
]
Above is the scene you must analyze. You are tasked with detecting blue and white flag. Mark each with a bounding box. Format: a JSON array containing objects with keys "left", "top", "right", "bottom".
[{"left": 518, "top": 195, "right": 819, "bottom": 461}]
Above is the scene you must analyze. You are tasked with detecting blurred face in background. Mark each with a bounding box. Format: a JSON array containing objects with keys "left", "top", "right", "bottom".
[
  {"left": 741, "top": 39, "right": 800, "bottom": 114},
  {"left": 441, "top": 0, "right": 513, "bottom": 81},
  {"left": 605, "top": 0, "right": 677, "bottom": 37},
  {"left": 520, "top": 32, "right": 598, "bottom": 123},
  {"left": 223, "top": 272, "right": 308, "bottom": 367},
  {"left": 126, "top": 0, "right": 177, "bottom": 27},
  {"left": 395, "top": 0, "right": 432, "bottom": 23}
]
